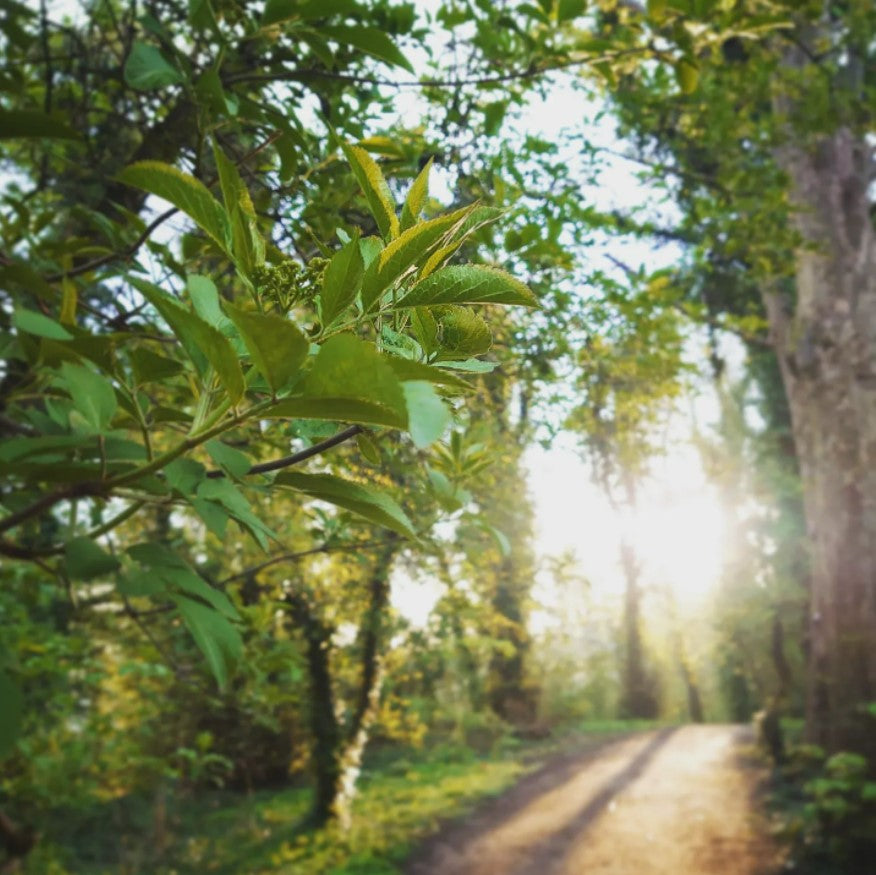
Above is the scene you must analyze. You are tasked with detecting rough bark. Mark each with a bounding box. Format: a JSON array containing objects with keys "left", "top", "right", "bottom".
[{"left": 769, "top": 108, "right": 876, "bottom": 757}]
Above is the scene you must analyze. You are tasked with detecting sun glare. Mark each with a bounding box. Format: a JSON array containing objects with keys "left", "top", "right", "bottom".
[
  {"left": 527, "top": 439, "right": 727, "bottom": 606},
  {"left": 624, "top": 492, "right": 726, "bottom": 601}
]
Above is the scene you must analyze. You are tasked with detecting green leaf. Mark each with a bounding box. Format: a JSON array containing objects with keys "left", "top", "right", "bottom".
[
  {"left": 402, "top": 381, "right": 450, "bottom": 448},
  {"left": 557, "top": 0, "right": 586, "bottom": 21},
  {"left": 195, "top": 68, "right": 238, "bottom": 116},
  {"left": 186, "top": 275, "right": 230, "bottom": 331},
  {"left": 117, "top": 568, "right": 166, "bottom": 597},
  {"left": 57, "top": 361, "right": 117, "bottom": 433},
  {"left": 419, "top": 240, "right": 463, "bottom": 280},
  {"left": 384, "top": 357, "right": 473, "bottom": 393},
  {"left": 426, "top": 467, "right": 461, "bottom": 511},
  {"left": 356, "top": 431, "right": 381, "bottom": 463},
  {"left": 398, "top": 265, "right": 537, "bottom": 309},
  {"left": 0, "top": 108, "right": 79, "bottom": 140},
  {"left": 319, "top": 232, "right": 364, "bottom": 327},
  {"left": 435, "top": 306, "right": 492, "bottom": 358},
  {"left": 275, "top": 471, "right": 417, "bottom": 538},
  {"left": 131, "top": 347, "right": 185, "bottom": 383},
  {"left": 261, "top": 0, "right": 360, "bottom": 26},
  {"left": 189, "top": 0, "right": 218, "bottom": 31},
  {"left": 117, "top": 162, "right": 229, "bottom": 253},
  {"left": 482, "top": 101, "right": 507, "bottom": 136},
  {"left": 64, "top": 537, "right": 120, "bottom": 581},
  {"left": 223, "top": 303, "right": 308, "bottom": 393},
  {"left": 486, "top": 524, "right": 511, "bottom": 556},
  {"left": 191, "top": 497, "right": 230, "bottom": 539},
  {"left": 675, "top": 58, "right": 699, "bottom": 94},
  {"left": 164, "top": 458, "right": 207, "bottom": 496},
  {"left": 12, "top": 308, "right": 73, "bottom": 340},
  {"left": 166, "top": 568, "right": 238, "bottom": 619},
  {"left": 196, "top": 479, "right": 276, "bottom": 549},
  {"left": 411, "top": 307, "right": 439, "bottom": 356},
  {"left": 647, "top": 0, "right": 668, "bottom": 19},
  {"left": 0, "top": 435, "right": 92, "bottom": 463},
  {"left": 441, "top": 359, "right": 499, "bottom": 374},
  {"left": 438, "top": 359, "right": 500, "bottom": 373},
  {"left": 0, "top": 671, "right": 23, "bottom": 759},
  {"left": 174, "top": 595, "right": 242, "bottom": 690},
  {"left": 360, "top": 207, "right": 473, "bottom": 310},
  {"left": 127, "top": 542, "right": 187, "bottom": 568},
  {"left": 126, "top": 543, "right": 239, "bottom": 618},
  {"left": 133, "top": 279, "right": 244, "bottom": 404},
  {"left": 211, "top": 140, "right": 264, "bottom": 274},
  {"left": 268, "top": 334, "right": 407, "bottom": 429},
  {"left": 400, "top": 158, "right": 432, "bottom": 231},
  {"left": 123, "top": 42, "right": 184, "bottom": 90},
  {"left": 0, "top": 262, "right": 60, "bottom": 302},
  {"left": 321, "top": 25, "right": 414, "bottom": 73},
  {"left": 359, "top": 235, "right": 383, "bottom": 268},
  {"left": 206, "top": 440, "right": 252, "bottom": 479},
  {"left": 417, "top": 207, "right": 506, "bottom": 280},
  {"left": 341, "top": 143, "right": 399, "bottom": 239}
]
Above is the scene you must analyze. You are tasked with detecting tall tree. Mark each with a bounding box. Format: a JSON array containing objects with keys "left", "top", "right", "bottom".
[
  {"left": 588, "top": 0, "right": 876, "bottom": 756},
  {"left": 566, "top": 278, "right": 686, "bottom": 720}
]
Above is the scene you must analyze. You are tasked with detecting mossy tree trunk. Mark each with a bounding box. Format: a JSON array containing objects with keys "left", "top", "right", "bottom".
[{"left": 286, "top": 536, "right": 400, "bottom": 829}]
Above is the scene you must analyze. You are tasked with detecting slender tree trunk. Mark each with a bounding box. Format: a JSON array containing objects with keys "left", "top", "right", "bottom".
[
  {"left": 666, "top": 592, "right": 705, "bottom": 723},
  {"left": 619, "top": 541, "right": 657, "bottom": 719},
  {"left": 288, "top": 537, "right": 400, "bottom": 829},
  {"left": 768, "top": 112, "right": 876, "bottom": 757},
  {"left": 332, "top": 535, "right": 399, "bottom": 829},
  {"left": 285, "top": 593, "right": 342, "bottom": 827}
]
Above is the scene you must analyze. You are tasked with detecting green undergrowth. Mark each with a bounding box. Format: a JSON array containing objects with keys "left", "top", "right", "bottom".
[
  {"left": 767, "top": 721, "right": 876, "bottom": 875},
  {"left": 22, "top": 720, "right": 660, "bottom": 875}
]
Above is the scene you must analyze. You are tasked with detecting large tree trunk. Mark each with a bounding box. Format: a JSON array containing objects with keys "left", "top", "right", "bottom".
[{"left": 768, "top": 118, "right": 876, "bottom": 758}]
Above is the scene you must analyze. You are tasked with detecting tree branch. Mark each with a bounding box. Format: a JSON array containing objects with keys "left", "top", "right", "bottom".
[
  {"left": 205, "top": 425, "right": 364, "bottom": 479},
  {"left": 223, "top": 48, "right": 653, "bottom": 91}
]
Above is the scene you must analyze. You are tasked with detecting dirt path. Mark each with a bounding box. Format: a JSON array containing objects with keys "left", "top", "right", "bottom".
[{"left": 405, "top": 725, "right": 783, "bottom": 875}]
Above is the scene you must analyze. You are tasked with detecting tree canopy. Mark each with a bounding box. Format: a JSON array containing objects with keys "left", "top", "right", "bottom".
[{"left": 2, "top": 0, "right": 876, "bottom": 871}]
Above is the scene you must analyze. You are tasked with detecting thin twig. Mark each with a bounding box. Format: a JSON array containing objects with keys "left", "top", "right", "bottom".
[
  {"left": 42, "top": 132, "right": 282, "bottom": 283},
  {"left": 218, "top": 539, "right": 394, "bottom": 585}
]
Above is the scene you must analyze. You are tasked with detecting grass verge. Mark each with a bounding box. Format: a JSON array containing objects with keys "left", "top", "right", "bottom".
[{"left": 23, "top": 720, "right": 662, "bottom": 875}]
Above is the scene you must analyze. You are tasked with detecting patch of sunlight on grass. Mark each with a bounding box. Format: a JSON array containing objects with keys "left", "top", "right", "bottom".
[{"left": 263, "top": 756, "right": 526, "bottom": 875}]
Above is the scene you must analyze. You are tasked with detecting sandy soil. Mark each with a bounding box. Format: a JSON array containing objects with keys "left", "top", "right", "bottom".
[{"left": 404, "top": 725, "right": 784, "bottom": 875}]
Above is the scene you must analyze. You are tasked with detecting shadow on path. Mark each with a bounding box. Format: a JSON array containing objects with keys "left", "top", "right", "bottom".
[
  {"left": 510, "top": 727, "right": 677, "bottom": 875},
  {"left": 404, "top": 729, "right": 677, "bottom": 875}
]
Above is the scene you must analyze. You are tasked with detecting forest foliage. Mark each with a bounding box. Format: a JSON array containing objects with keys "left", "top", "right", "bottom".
[{"left": 1, "top": 0, "right": 875, "bottom": 872}]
